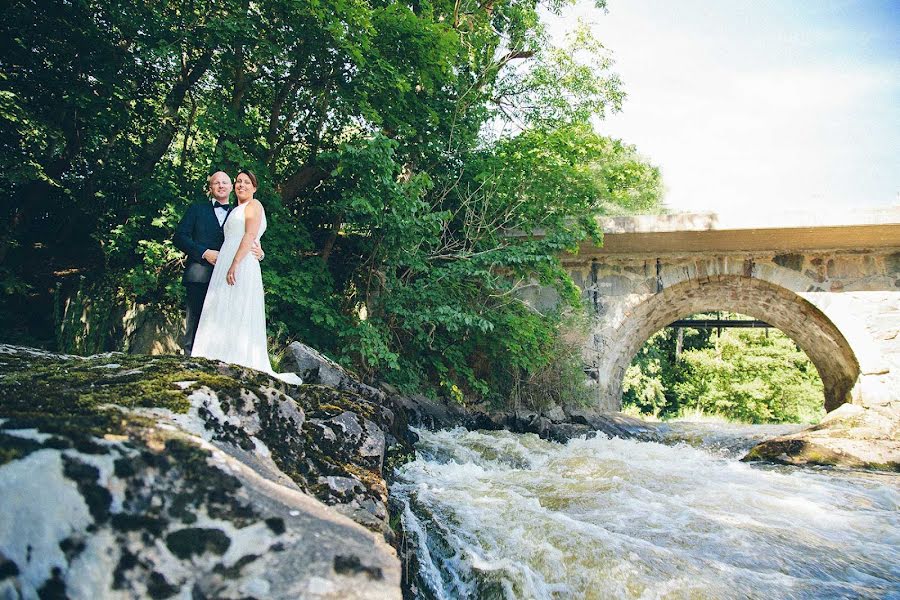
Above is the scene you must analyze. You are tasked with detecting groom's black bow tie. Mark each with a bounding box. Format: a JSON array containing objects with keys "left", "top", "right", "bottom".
[{"left": 214, "top": 203, "right": 229, "bottom": 210}]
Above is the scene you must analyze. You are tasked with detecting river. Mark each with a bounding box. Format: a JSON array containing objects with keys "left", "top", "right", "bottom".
[{"left": 391, "top": 424, "right": 899, "bottom": 599}]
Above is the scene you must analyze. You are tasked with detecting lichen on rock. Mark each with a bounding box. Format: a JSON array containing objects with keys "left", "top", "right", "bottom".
[{"left": 0, "top": 344, "right": 401, "bottom": 599}]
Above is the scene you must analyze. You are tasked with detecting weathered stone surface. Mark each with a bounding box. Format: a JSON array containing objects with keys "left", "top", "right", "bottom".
[
  {"left": 742, "top": 403, "right": 900, "bottom": 471},
  {"left": 122, "top": 303, "right": 182, "bottom": 355},
  {"left": 564, "top": 408, "right": 660, "bottom": 440},
  {"left": 285, "top": 342, "right": 386, "bottom": 404},
  {"left": 0, "top": 345, "right": 401, "bottom": 599},
  {"left": 564, "top": 248, "right": 900, "bottom": 415},
  {"left": 387, "top": 394, "right": 470, "bottom": 431},
  {"left": 773, "top": 253, "right": 804, "bottom": 272},
  {"left": 387, "top": 393, "right": 656, "bottom": 445},
  {"left": 543, "top": 405, "right": 567, "bottom": 422},
  {"left": 544, "top": 422, "right": 593, "bottom": 443},
  {"left": 320, "top": 475, "right": 365, "bottom": 499}
]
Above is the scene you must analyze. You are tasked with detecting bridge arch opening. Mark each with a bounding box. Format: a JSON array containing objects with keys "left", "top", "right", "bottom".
[
  {"left": 602, "top": 276, "right": 860, "bottom": 413},
  {"left": 623, "top": 313, "right": 825, "bottom": 422}
]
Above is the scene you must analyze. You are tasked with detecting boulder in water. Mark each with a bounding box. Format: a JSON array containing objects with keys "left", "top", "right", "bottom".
[{"left": 743, "top": 403, "right": 900, "bottom": 471}]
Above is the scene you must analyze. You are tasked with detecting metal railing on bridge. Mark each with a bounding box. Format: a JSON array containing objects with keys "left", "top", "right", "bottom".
[{"left": 666, "top": 318, "right": 772, "bottom": 329}]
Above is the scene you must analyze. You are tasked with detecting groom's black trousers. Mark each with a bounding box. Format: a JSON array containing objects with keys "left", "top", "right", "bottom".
[{"left": 183, "top": 283, "right": 209, "bottom": 354}]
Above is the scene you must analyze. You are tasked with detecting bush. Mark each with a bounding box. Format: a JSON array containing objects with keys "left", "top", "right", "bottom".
[{"left": 623, "top": 319, "right": 825, "bottom": 424}]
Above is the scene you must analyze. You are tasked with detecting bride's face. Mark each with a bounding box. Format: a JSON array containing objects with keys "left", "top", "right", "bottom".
[{"left": 235, "top": 174, "right": 257, "bottom": 202}]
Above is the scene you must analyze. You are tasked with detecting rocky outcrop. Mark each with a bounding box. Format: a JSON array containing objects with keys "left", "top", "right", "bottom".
[
  {"left": 282, "top": 342, "right": 655, "bottom": 445},
  {"left": 285, "top": 342, "right": 386, "bottom": 403},
  {"left": 0, "top": 345, "right": 401, "bottom": 599},
  {"left": 282, "top": 342, "right": 419, "bottom": 465},
  {"left": 388, "top": 392, "right": 657, "bottom": 444},
  {"left": 742, "top": 403, "right": 900, "bottom": 471}
]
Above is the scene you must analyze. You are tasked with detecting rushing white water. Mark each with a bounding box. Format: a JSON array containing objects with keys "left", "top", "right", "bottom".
[{"left": 392, "top": 426, "right": 900, "bottom": 599}]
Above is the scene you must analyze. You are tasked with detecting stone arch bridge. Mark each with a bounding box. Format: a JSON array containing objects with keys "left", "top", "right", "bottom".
[{"left": 543, "top": 209, "right": 900, "bottom": 413}]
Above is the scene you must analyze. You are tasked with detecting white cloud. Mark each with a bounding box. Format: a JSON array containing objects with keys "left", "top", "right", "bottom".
[{"left": 543, "top": 0, "right": 900, "bottom": 217}]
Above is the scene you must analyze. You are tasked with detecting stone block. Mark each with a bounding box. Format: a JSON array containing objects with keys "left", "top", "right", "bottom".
[
  {"left": 773, "top": 253, "right": 805, "bottom": 271},
  {"left": 595, "top": 274, "right": 633, "bottom": 296},
  {"left": 887, "top": 251, "right": 900, "bottom": 276},
  {"left": 826, "top": 257, "right": 865, "bottom": 281}
]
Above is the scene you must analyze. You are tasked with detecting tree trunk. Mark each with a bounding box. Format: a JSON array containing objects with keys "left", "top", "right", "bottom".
[
  {"left": 278, "top": 165, "right": 329, "bottom": 205},
  {"left": 319, "top": 212, "right": 344, "bottom": 264},
  {"left": 134, "top": 51, "right": 213, "bottom": 184}
]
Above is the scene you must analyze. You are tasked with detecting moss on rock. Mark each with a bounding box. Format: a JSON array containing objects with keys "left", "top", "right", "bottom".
[
  {"left": 0, "top": 344, "right": 403, "bottom": 598},
  {"left": 742, "top": 406, "right": 900, "bottom": 472},
  {"left": 165, "top": 528, "right": 231, "bottom": 559},
  {"left": 1, "top": 344, "right": 398, "bottom": 531}
]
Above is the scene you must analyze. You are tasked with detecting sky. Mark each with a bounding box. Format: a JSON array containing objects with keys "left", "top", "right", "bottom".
[{"left": 543, "top": 0, "right": 900, "bottom": 217}]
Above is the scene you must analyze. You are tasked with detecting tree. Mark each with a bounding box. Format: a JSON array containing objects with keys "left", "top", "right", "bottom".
[
  {"left": 1, "top": 0, "right": 662, "bottom": 407},
  {"left": 674, "top": 329, "right": 825, "bottom": 424},
  {"left": 623, "top": 317, "right": 825, "bottom": 424}
]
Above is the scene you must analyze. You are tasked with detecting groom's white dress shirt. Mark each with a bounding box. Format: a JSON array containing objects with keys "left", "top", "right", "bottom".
[{"left": 211, "top": 199, "right": 229, "bottom": 226}]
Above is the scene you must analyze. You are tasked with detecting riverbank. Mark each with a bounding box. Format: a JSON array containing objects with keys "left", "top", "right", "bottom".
[
  {"left": 0, "top": 343, "right": 660, "bottom": 598},
  {"left": 1, "top": 343, "right": 896, "bottom": 598}
]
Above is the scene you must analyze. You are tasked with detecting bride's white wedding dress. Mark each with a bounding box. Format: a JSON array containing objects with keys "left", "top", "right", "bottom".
[{"left": 191, "top": 201, "right": 302, "bottom": 385}]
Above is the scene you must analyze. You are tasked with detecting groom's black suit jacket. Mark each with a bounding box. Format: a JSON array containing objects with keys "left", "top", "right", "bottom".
[{"left": 174, "top": 201, "right": 229, "bottom": 285}]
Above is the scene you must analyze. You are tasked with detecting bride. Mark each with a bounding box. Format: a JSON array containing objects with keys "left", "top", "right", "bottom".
[{"left": 191, "top": 169, "right": 301, "bottom": 385}]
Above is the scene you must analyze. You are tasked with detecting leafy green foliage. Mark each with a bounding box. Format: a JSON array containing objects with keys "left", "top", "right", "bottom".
[
  {"left": 1, "top": 0, "right": 661, "bottom": 406},
  {"left": 623, "top": 326, "right": 711, "bottom": 418},
  {"left": 624, "top": 317, "right": 825, "bottom": 424},
  {"left": 674, "top": 329, "right": 825, "bottom": 424}
]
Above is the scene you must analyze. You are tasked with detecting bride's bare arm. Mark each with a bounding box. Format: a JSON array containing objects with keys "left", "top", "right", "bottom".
[{"left": 226, "top": 201, "right": 263, "bottom": 285}]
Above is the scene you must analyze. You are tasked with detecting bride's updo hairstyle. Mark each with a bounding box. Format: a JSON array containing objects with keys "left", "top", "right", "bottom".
[{"left": 236, "top": 169, "right": 258, "bottom": 189}]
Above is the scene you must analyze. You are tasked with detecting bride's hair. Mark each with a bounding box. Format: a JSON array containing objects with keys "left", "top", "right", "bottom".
[{"left": 237, "top": 169, "right": 258, "bottom": 189}]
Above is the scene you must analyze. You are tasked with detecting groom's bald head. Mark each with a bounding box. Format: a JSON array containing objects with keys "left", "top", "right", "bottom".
[{"left": 208, "top": 171, "right": 232, "bottom": 203}]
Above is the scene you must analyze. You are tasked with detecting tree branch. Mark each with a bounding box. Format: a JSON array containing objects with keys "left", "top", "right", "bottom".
[
  {"left": 134, "top": 50, "right": 213, "bottom": 182},
  {"left": 278, "top": 164, "right": 329, "bottom": 204}
]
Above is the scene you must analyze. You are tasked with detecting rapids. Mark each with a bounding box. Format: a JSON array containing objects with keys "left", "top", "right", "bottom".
[{"left": 392, "top": 425, "right": 899, "bottom": 599}]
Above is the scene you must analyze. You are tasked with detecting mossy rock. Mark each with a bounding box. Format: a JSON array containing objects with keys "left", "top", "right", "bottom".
[
  {"left": 743, "top": 435, "right": 899, "bottom": 471},
  {"left": 0, "top": 347, "right": 256, "bottom": 437},
  {"left": 741, "top": 403, "right": 900, "bottom": 472},
  {"left": 0, "top": 345, "right": 396, "bottom": 528},
  {"left": 0, "top": 345, "right": 402, "bottom": 598}
]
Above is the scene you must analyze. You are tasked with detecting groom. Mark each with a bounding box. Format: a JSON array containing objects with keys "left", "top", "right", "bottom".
[{"left": 174, "top": 171, "right": 263, "bottom": 354}]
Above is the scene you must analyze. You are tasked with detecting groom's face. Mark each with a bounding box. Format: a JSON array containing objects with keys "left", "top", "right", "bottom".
[{"left": 209, "top": 172, "right": 233, "bottom": 203}]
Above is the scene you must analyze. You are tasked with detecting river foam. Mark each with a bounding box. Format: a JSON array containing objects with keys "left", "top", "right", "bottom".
[{"left": 392, "top": 427, "right": 900, "bottom": 599}]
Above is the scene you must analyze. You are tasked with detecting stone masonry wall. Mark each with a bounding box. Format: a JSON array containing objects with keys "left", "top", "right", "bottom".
[{"left": 564, "top": 250, "right": 900, "bottom": 413}]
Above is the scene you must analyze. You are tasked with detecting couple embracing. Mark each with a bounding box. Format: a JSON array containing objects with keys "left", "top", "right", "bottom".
[{"left": 174, "top": 170, "right": 301, "bottom": 385}]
